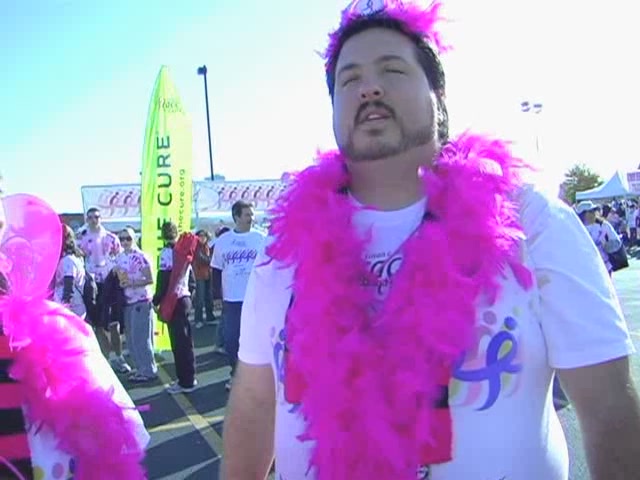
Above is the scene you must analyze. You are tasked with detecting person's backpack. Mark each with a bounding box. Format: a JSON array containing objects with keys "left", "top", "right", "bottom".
[{"left": 598, "top": 220, "right": 629, "bottom": 272}]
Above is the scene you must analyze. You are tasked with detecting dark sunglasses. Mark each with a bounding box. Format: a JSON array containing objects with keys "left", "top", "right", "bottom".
[
  {"left": 87, "top": 215, "right": 100, "bottom": 220},
  {"left": 119, "top": 236, "right": 132, "bottom": 242}
]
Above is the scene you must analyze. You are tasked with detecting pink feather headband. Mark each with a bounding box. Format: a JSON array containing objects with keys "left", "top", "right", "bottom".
[{"left": 324, "top": 0, "right": 449, "bottom": 72}]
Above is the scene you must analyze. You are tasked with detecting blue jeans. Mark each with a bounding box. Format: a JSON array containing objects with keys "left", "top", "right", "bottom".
[
  {"left": 194, "top": 278, "right": 215, "bottom": 324},
  {"left": 222, "top": 301, "right": 243, "bottom": 376},
  {"left": 123, "top": 301, "right": 157, "bottom": 378}
]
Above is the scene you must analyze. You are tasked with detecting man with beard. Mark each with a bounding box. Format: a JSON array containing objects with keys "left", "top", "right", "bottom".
[{"left": 223, "top": 1, "right": 640, "bottom": 479}]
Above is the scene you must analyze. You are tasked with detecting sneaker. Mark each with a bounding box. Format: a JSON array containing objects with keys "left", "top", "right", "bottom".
[
  {"left": 195, "top": 322, "right": 204, "bottom": 329},
  {"left": 110, "top": 357, "right": 132, "bottom": 374},
  {"left": 166, "top": 380, "right": 198, "bottom": 395},
  {"left": 225, "top": 378, "right": 233, "bottom": 391},
  {"left": 213, "top": 346, "right": 227, "bottom": 355}
]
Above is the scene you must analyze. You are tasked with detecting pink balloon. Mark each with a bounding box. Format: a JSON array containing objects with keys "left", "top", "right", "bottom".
[{"left": 0, "top": 194, "right": 62, "bottom": 296}]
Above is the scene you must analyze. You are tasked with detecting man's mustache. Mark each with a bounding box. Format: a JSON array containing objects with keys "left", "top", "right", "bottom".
[{"left": 355, "top": 101, "right": 395, "bottom": 125}]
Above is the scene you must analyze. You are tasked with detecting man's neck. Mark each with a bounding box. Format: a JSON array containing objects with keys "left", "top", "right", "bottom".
[
  {"left": 234, "top": 226, "right": 250, "bottom": 234},
  {"left": 347, "top": 144, "right": 437, "bottom": 211},
  {"left": 88, "top": 225, "right": 102, "bottom": 233}
]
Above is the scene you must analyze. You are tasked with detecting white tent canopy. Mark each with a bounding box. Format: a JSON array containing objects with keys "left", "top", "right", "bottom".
[{"left": 575, "top": 171, "right": 634, "bottom": 200}]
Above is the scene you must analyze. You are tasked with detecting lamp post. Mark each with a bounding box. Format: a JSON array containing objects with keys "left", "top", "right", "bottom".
[
  {"left": 197, "top": 65, "right": 214, "bottom": 181},
  {"left": 520, "top": 100, "right": 543, "bottom": 160}
]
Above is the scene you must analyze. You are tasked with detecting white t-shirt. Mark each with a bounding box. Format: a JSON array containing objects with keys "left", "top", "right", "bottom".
[
  {"left": 586, "top": 220, "right": 621, "bottom": 272},
  {"left": 211, "top": 229, "right": 266, "bottom": 302},
  {"left": 53, "top": 254, "right": 86, "bottom": 317},
  {"left": 78, "top": 227, "right": 122, "bottom": 283},
  {"left": 158, "top": 246, "right": 192, "bottom": 299},
  {"left": 238, "top": 185, "right": 634, "bottom": 480},
  {"left": 114, "top": 249, "right": 153, "bottom": 304}
]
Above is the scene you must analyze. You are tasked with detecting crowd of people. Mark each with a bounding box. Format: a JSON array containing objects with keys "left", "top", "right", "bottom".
[
  {"left": 50, "top": 199, "right": 265, "bottom": 394},
  {"left": 574, "top": 199, "right": 637, "bottom": 275}
]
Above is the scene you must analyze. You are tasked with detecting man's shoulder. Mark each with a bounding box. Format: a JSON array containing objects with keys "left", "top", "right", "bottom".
[
  {"left": 98, "top": 226, "right": 115, "bottom": 239},
  {"left": 62, "top": 254, "right": 79, "bottom": 267},
  {"left": 516, "top": 183, "right": 576, "bottom": 234},
  {"left": 213, "top": 232, "right": 231, "bottom": 249}
]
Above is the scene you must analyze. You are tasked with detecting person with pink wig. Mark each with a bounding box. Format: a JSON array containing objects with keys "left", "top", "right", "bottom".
[
  {"left": 222, "top": 1, "right": 640, "bottom": 479},
  {"left": 0, "top": 192, "right": 149, "bottom": 480}
]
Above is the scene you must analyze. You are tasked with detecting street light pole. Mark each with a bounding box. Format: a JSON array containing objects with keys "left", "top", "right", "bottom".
[
  {"left": 197, "top": 65, "right": 215, "bottom": 181},
  {"left": 520, "top": 100, "right": 543, "bottom": 160}
]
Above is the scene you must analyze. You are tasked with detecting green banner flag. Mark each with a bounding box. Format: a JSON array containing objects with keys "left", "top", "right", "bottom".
[{"left": 141, "top": 65, "right": 193, "bottom": 352}]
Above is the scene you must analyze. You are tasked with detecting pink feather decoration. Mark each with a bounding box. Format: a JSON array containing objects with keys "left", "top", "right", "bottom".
[
  {"left": 324, "top": 0, "right": 449, "bottom": 72},
  {"left": 0, "top": 194, "right": 146, "bottom": 480},
  {"left": 266, "top": 132, "right": 532, "bottom": 480}
]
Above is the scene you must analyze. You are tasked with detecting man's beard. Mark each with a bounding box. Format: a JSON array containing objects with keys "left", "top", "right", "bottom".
[{"left": 341, "top": 121, "right": 434, "bottom": 162}]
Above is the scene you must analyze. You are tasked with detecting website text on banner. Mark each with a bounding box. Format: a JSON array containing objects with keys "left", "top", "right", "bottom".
[
  {"left": 140, "top": 65, "right": 193, "bottom": 352},
  {"left": 80, "top": 179, "right": 288, "bottom": 221}
]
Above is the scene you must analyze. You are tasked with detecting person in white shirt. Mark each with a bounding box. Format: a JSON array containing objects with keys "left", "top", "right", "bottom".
[
  {"left": 222, "top": 1, "right": 640, "bottom": 480},
  {"left": 54, "top": 224, "right": 87, "bottom": 318},
  {"left": 576, "top": 200, "right": 623, "bottom": 274},
  {"left": 114, "top": 227, "right": 157, "bottom": 383},
  {"left": 0, "top": 192, "right": 149, "bottom": 480},
  {"left": 211, "top": 200, "right": 265, "bottom": 389},
  {"left": 77, "top": 207, "right": 130, "bottom": 374}
]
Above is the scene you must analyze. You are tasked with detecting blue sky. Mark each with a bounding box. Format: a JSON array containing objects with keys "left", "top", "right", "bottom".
[{"left": 2, "top": 0, "right": 638, "bottom": 212}]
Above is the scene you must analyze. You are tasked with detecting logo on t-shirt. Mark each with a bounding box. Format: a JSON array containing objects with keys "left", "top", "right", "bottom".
[
  {"left": 222, "top": 249, "right": 257, "bottom": 265},
  {"left": 271, "top": 326, "right": 300, "bottom": 414},
  {"left": 450, "top": 309, "right": 523, "bottom": 410},
  {"left": 364, "top": 250, "right": 403, "bottom": 298}
]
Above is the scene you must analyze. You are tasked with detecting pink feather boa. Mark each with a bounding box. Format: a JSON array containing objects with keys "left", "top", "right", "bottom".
[
  {"left": 267, "top": 132, "right": 533, "bottom": 479},
  {"left": 0, "top": 295, "right": 146, "bottom": 479},
  {"left": 324, "top": 0, "right": 449, "bottom": 72}
]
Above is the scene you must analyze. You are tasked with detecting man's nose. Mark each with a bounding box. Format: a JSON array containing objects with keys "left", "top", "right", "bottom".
[{"left": 359, "top": 82, "right": 384, "bottom": 101}]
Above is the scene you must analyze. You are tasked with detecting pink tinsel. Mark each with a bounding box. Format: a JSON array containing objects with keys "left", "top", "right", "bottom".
[
  {"left": 0, "top": 193, "right": 146, "bottom": 479},
  {"left": 267, "top": 132, "right": 532, "bottom": 480},
  {"left": 324, "top": 0, "right": 449, "bottom": 73},
  {"left": 0, "top": 297, "right": 146, "bottom": 479}
]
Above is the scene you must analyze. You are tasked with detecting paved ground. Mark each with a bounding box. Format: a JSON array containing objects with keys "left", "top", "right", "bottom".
[
  {"left": 126, "top": 257, "right": 640, "bottom": 480},
  {"left": 557, "top": 251, "right": 640, "bottom": 480}
]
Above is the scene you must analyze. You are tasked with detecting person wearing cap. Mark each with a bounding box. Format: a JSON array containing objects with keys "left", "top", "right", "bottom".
[
  {"left": 222, "top": 2, "right": 640, "bottom": 480},
  {"left": 113, "top": 227, "right": 158, "bottom": 383},
  {"left": 575, "top": 200, "right": 622, "bottom": 275}
]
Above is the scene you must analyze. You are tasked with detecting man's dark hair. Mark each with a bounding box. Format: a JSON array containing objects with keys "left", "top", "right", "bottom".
[
  {"left": 231, "top": 200, "right": 253, "bottom": 221},
  {"left": 86, "top": 207, "right": 100, "bottom": 216},
  {"left": 161, "top": 221, "right": 178, "bottom": 242},
  {"left": 325, "top": 15, "right": 449, "bottom": 144}
]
